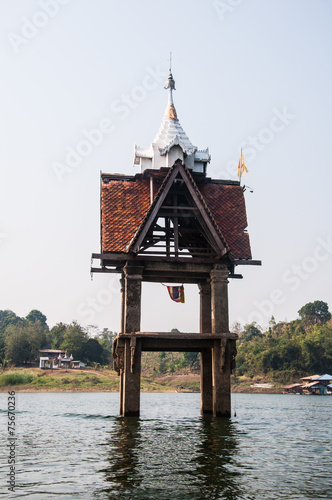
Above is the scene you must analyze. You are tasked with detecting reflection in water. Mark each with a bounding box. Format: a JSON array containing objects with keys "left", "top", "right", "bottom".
[
  {"left": 195, "top": 417, "right": 245, "bottom": 499},
  {"left": 101, "top": 417, "right": 143, "bottom": 497},
  {"left": 100, "top": 416, "right": 245, "bottom": 500}
]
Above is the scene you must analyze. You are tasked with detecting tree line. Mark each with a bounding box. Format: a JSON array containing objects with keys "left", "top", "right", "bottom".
[
  {"left": 0, "top": 309, "right": 116, "bottom": 367},
  {"left": 1, "top": 300, "right": 331, "bottom": 378},
  {"left": 236, "top": 300, "right": 332, "bottom": 379}
]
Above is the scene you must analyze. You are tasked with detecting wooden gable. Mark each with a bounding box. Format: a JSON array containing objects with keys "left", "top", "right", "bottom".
[{"left": 128, "top": 160, "right": 228, "bottom": 259}]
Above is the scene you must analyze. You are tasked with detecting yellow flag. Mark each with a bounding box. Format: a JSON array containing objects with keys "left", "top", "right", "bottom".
[{"left": 237, "top": 148, "right": 248, "bottom": 180}]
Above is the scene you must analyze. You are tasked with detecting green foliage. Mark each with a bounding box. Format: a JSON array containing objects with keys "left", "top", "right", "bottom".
[
  {"left": 0, "top": 310, "right": 23, "bottom": 362},
  {"left": 240, "top": 323, "right": 263, "bottom": 342},
  {"left": 182, "top": 352, "right": 199, "bottom": 370},
  {"left": 5, "top": 322, "right": 48, "bottom": 365},
  {"left": 26, "top": 310, "right": 48, "bottom": 329},
  {"left": 298, "top": 300, "right": 331, "bottom": 324},
  {"left": 83, "top": 338, "right": 103, "bottom": 364},
  {"left": 60, "top": 322, "right": 89, "bottom": 360},
  {"left": 0, "top": 372, "right": 36, "bottom": 386},
  {"left": 97, "top": 329, "right": 116, "bottom": 366},
  {"left": 50, "top": 323, "right": 68, "bottom": 349},
  {"left": 237, "top": 312, "right": 332, "bottom": 377}
]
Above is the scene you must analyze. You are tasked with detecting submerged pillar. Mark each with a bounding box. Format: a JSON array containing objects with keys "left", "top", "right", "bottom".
[
  {"left": 199, "top": 281, "right": 213, "bottom": 414},
  {"left": 122, "top": 336, "right": 142, "bottom": 417},
  {"left": 210, "top": 265, "right": 231, "bottom": 417},
  {"left": 121, "top": 264, "right": 144, "bottom": 416}
]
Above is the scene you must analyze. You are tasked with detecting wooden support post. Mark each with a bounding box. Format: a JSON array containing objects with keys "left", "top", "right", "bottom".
[
  {"left": 210, "top": 265, "right": 231, "bottom": 417},
  {"left": 122, "top": 337, "right": 142, "bottom": 416},
  {"left": 199, "top": 281, "right": 213, "bottom": 414}
]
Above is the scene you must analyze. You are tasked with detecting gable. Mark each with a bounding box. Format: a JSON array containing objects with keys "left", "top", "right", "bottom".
[{"left": 128, "top": 161, "right": 227, "bottom": 258}]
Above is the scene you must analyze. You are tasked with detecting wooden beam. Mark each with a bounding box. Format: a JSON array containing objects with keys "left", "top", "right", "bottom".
[
  {"left": 233, "top": 259, "right": 262, "bottom": 266},
  {"left": 160, "top": 206, "right": 198, "bottom": 211},
  {"left": 90, "top": 267, "right": 121, "bottom": 274},
  {"left": 92, "top": 252, "right": 229, "bottom": 265}
]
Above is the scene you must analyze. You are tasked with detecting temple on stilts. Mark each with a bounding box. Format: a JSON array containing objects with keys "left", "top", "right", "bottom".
[{"left": 91, "top": 69, "right": 260, "bottom": 417}]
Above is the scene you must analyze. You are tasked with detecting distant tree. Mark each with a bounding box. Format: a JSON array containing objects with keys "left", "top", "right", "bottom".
[
  {"left": 0, "top": 310, "right": 21, "bottom": 330},
  {"left": 26, "top": 309, "right": 48, "bottom": 329},
  {"left": 99, "top": 338, "right": 113, "bottom": 365},
  {"left": 5, "top": 321, "right": 47, "bottom": 365},
  {"left": 97, "top": 329, "right": 116, "bottom": 366},
  {"left": 83, "top": 338, "right": 103, "bottom": 364},
  {"left": 232, "top": 322, "right": 243, "bottom": 336},
  {"left": 0, "top": 310, "right": 23, "bottom": 362},
  {"left": 85, "top": 324, "right": 100, "bottom": 338},
  {"left": 240, "top": 322, "right": 263, "bottom": 342},
  {"left": 50, "top": 323, "right": 68, "bottom": 349},
  {"left": 60, "top": 322, "right": 88, "bottom": 360},
  {"left": 298, "top": 301, "right": 331, "bottom": 324},
  {"left": 182, "top": 352, "right": 199, "bottom": 370}
]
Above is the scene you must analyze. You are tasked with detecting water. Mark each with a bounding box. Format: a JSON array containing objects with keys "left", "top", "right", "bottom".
[{"left": 1, "top": 392, "right": 331, "bottom": 499}]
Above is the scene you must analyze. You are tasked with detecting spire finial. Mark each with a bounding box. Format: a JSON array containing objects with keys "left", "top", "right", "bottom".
[{"left": 164, "top": 52, "right": 177, "bottom": 119}]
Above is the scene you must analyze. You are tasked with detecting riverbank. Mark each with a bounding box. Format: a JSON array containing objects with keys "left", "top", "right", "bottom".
[{"left": 0, "top": 367, "right": 284, "bottom": 393}]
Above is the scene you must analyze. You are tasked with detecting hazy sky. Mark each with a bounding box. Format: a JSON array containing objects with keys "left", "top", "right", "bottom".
[{"left": 1, "top": 0, "right": 332, "bottom": 334}]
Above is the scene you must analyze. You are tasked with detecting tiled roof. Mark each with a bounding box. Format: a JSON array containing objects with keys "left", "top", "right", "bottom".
[
  {"left": 199, "top": 183, "right": 251, "bottom": 259},
  {"left": 101, "top": 170, "right": 252, "bottom": 260},
  {"left": 102, "top": 179, "right": 149, "bottom": 253}
]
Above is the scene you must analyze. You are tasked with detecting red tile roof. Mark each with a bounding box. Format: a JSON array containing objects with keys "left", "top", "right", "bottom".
[
  {"left": 199, "top": 183, "right": 251, "bottom": 259},
  {"left": 101, "top": 169, "right": 252, "bottom": 260}
]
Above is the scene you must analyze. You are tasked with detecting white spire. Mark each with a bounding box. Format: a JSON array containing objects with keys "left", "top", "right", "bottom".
[
  {"left": 153, "top": 70, "right": 196, "bottom": 155},
  {"left": 134, "top": 67, "right": 210, "bottom": 173}
]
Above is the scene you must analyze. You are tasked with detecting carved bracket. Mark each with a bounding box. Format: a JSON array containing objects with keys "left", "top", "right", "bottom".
[
  {"left": 113, "top": 337, "right": 125, "bottom": 374},
  {"left": 219, "top": 338, "right": 237, "bottom": 374}
]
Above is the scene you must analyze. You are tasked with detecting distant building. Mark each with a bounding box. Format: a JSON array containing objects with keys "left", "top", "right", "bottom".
[
  {"left": 39, "top": 349, "right": 85, "bottom": 369},
  {"left": 282, "top": 374, "right": 332, "bottom": 395},
  {"left": 302, "top": 374, "right": 332, "bottom": 395}
]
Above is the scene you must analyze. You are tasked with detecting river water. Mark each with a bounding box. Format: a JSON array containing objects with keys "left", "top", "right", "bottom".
[{"left": 1, "top": 392, "right": 331, "bottom": 499}]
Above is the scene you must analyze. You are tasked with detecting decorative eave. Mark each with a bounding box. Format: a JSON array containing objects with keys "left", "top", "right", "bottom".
[{"left": 158, "top": 135, "right": 197, "bottom": 156}]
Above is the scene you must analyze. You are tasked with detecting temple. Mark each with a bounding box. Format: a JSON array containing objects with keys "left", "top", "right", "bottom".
[{"left": 91, "top": 68, "right": 260, "bottom": 417}]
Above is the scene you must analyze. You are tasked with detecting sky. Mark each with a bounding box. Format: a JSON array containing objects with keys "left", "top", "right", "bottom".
[{"left": 1, "top": 0, "right": 332, "bottom": 334}]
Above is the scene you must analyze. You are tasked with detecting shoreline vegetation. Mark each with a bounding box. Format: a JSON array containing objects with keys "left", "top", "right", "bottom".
[
  {"left": 1, "top": 301, "right": 331, "bottom": 394},
  {"left": 0, "top": 366, "right": 287, "bottom": 394}
]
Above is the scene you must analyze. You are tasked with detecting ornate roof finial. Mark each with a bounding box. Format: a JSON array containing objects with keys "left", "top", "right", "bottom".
[{"left": 164, "top": 52, "right": 177, "bottom": 120}]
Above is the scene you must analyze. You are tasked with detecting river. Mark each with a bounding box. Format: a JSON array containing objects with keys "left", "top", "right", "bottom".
[{"left": 1, "top": 392, "right": 331, "bottom": 499}]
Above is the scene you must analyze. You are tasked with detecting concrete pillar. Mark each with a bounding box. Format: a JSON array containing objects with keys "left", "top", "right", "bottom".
[
  {"left": 210, "top": 265, "right": 231, "bottom": 417},
  {"left": 119, "top": 370, "right": 124, "bottom": 415},
  {"left": 210, "top": 265, "right": 229, "bottom": 334},
  {"left": 123, "top": 265, "right": 144, "bottom": 333},
  {"left": 212, "top": 339, "right": 231, "bottom": 417},
  {"left": 199, "top": 281, "right": 212, "bottom": 334},
  {"left": 198, "top": 281, "right": 213, "bottom": 414},
  {"left": 121, "top": 264, "right": 143, "bottom": 416},
  {"left": 122, "top": 337, "right": 142, "bottom": 416},
  {"left": 119, "top": 276, "right": 125, "bottom": 334}
]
